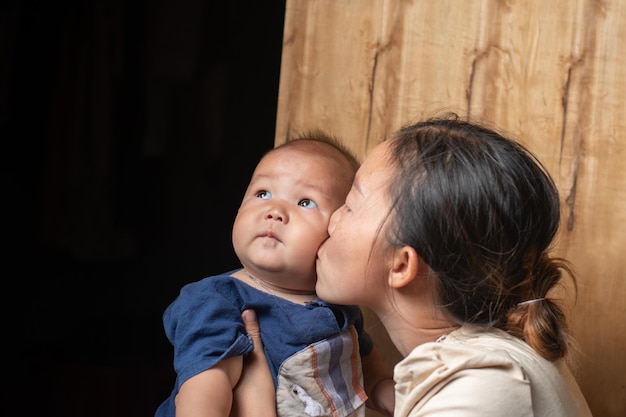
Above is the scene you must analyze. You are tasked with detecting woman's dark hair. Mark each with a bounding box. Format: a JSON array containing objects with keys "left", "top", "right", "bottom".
[{"left": 385, "top": 113, "right": 576, "bottom": 361}]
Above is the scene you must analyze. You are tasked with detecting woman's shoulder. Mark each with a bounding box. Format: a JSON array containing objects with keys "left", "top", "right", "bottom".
[
  {"left": 395, "top": 333, "right": 534, "bottom": 416},
  {"left": 394, "top": 325, "right": 591, "bottom": 417},
  {"left": 399, "top": 325, "right": 548, "bottom": 378},
  {"left": 398, "top": 325, "right": 532, "bottom": 376}
]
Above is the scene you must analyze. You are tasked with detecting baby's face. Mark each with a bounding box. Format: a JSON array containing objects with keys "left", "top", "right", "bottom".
[{"left": 232, "top": 144, "right": 353, "bottom": 292}]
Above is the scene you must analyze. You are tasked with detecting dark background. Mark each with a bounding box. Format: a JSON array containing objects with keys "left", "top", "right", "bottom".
[{"left": 4, "top": 1, "right": 285, "bottom": 416}]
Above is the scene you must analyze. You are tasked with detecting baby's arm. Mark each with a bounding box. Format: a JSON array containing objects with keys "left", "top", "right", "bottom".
[
  {"left": 361, "top": 346, "right": 395, "bottom": 417},
  {"left": 175, "top": 356, "right": 243, "bottom": 417}
]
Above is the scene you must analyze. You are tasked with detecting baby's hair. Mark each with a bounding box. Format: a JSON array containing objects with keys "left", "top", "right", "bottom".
[
  {"left": 279, "top": 129, "right": 360, "bottom": 172},
  {"left": 385, "top": 112, "right": 576, "bottom": 361}
]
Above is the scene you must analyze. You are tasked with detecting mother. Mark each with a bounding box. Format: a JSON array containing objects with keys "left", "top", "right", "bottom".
[{"left": 237, "top": 114, "right": 592, "bottom": 416}]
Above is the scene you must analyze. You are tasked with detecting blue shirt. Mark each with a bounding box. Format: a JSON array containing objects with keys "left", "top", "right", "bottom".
[{"left": 155, "top": 269, "right": 373, "bottom": 416}]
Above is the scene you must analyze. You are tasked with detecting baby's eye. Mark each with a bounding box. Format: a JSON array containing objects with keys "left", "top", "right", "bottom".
[
  {"left": 298, "top": 199, "right": 318, "bottom": 209},
  {"left": 256, "top": 190, "right": 271, "bottom": 200}
]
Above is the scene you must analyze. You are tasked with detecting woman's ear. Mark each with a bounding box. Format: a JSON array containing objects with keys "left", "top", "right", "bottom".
[{"left": 388, "top": 245, "right": 420, "bottom": 288}]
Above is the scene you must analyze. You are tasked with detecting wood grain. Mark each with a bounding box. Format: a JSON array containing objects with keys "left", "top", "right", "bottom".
[{"left": 276, "top": 1, "right": 626, "bottom": 416}]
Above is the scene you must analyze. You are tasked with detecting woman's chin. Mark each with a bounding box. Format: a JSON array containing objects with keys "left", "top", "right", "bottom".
[{"left": 314, "top": 282, "right": 331, "bottom": 301}]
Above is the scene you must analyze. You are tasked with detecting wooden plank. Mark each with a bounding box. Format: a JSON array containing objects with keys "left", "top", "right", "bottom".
[
  {"left": 276, "top": 1, "right": 626, "bottom": 416},
  {"left": 276, "top": 0, "right": 386, "bottom": 157}
]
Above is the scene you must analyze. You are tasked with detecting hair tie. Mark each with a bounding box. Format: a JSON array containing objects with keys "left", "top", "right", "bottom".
[{"left": 517, "top": 297, "right": 546, "bottom": 307}]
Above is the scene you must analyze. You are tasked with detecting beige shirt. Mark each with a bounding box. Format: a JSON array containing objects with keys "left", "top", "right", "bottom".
[{"left": 394, "top": 325, "right": 593, "bottom": 417}]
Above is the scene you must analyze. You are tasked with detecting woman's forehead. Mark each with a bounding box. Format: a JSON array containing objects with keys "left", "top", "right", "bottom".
[
  {"left": 358, "top": 141, "right": 393, "bottom": 177},
  {"left": 354, "top": 142, "right": 394, "bottom": 197}
]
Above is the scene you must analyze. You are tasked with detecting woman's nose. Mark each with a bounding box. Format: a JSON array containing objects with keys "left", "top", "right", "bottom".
[{"left": 328, "top": 205, "right": 344, "bottom": 234}]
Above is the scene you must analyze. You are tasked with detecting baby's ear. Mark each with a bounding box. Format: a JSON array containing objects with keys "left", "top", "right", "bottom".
[{"left": 388, "top": 245, "right": 419, "bottom": 288}]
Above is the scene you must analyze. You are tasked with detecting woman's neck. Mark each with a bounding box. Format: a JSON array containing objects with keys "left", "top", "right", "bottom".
[{"left": 373, "top": 304, "right": 459, "bottom": 357}]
